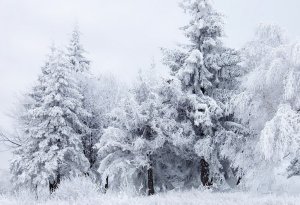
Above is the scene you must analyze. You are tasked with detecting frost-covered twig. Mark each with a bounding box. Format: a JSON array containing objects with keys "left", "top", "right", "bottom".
[{"left": 0, "top": 129, "right": 21, "bottom": 148}]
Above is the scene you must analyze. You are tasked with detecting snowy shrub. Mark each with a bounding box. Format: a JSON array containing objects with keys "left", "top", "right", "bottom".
[{"left": 52, "top": 176, "right": 100, "bottom": 200}]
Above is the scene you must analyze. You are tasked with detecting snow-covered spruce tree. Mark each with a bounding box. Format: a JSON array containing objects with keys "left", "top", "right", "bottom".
[
  {"left": 11, "top": 46, "right": 90, "bottom": 193},
  {"left": 67, "top": 25, "right": 90, "bottom": 73},
  {"left": 162, "top": 0, "right": 242, "bottom": 188},
  {"left": 232, "top": 24, "right": 300, "bottom": 191},
  {"left": 66, "top": 26, "right": 99, "bottom": 176}
]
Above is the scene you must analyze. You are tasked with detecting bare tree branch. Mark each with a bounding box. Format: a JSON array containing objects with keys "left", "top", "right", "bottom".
[{"left": 0, "top": 129, "right": 22, "bottom": 148}]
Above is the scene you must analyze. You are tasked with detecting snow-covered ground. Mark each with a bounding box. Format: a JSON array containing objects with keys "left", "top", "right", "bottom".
[
  {"left": 0, "top": 191, "right": 299, "bottom": 205},
  {"left": 1, "top": 175, "right": 299, "bottom": 205}
]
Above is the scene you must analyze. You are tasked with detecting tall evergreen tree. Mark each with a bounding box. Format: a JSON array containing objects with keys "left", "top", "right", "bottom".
[
  {"left": 67, "top": 25, "right": 90, "bottom": 73},
  {"left": 11, "top": 46, "right": 90, "bottom": 192},
  {"left": 163, "top": 0, "right": 241, "bottom": 187},
  {"left": 66, "top": 26, "right": 99, "bottom": 175}
]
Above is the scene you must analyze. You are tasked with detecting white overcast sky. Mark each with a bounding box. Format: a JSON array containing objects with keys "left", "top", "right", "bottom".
[{"left": 1, "top": 0, "right": 300, "bottom": 169}]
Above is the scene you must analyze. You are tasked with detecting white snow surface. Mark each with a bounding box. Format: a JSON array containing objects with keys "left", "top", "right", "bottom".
[{"left": 0, "top": 190, "right": 299, "bottom": 205}]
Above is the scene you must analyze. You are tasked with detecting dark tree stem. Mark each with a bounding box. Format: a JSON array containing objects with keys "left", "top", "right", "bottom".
[
  {"left": 200, "top": 159, "right": 212, "bottom": 187},
  {"left": 147, "top": 164, "right": 155, "bottom": 195},
  {"left": 147, "top": 153, "right": 155, "bottom": 196},
  {"left": 49, "top": 174, "right": 60, "bottom": 194},
  {"left": 104, "top": 176, "right": 109, "bottom": 193}
]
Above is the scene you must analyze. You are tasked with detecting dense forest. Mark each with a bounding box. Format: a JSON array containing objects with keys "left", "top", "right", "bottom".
[{"left": 0, "top": 0, "right": 299, "bottom": 202}]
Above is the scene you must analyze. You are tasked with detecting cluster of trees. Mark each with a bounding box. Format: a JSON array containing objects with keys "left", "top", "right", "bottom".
[{"left": 2, "top": 0, "right": 299, "bottom": 195}]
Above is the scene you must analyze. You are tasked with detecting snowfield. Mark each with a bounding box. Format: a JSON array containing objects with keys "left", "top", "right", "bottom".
[
  {"left": 1, "top": 175, "right": 299, "bottom": 205},
  {"left": 0, "top": 191, "right": 299, "bottom": 205}
]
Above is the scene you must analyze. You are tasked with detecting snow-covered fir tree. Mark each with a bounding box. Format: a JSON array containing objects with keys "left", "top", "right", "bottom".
[
  {"left": 162, "top": 0, "right": 242, "bottom": 188},
  {"left": 67, "top": 25, "right": 90, "bottom": 73},
  {"left": 66, "top": 26, "right": 100, "bottom": 176},
  {"left": 11, "top": 46, "right": 90, "bottom": 192}
]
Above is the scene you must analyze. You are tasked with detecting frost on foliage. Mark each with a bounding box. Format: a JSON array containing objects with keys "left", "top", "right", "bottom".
[
  {"left": 241, "top": 24, "right": 288, "bottom": 74},
  {"left": 178, "top": 49, "right": 213, "bottom": 93},
  {"left": 287, "top": 158, "right": 300, "bottom": 178},
  {"left": 67, "top": 25, "right": 90, "bottom": 73},
  {"left": 65, "top": 26, "right": 125, "bottom": 176},
  {"left": 232, "top": 25, "right": 300, "bottom": 190},
  {"left": 194, "top": 137, "right": 212, "bottom": 161},
  {"left": 260, "top": 104, "right": 300, "bottom": 162},
  {"left": 234, "top": 25, "right": 300, "bottom": 133},
  {"left": 254, "top": 24, "right": 287, "bottom": 47},
  {"left": 161, "top": 0, "right": 242, "bottom": 188},
  {"left": 180, "top": 0, "right": 224, "bottom": 47},
  {"left": 52, "top": 176, "right": 100, "bottom": 200},
  {"left": 10, "top": 46, "right": 90, "bottom": 188},
  {"left": 163, "top": 0, "right": 241, "bottom": 106},
  {"left": 97, "top": 68, "right": 205, "bottom": 192},
  {"left": 78, "top": 74, "right": 124, "bottom": 177},
  {"left": 96, "top": 70, "right": 164, "bottom": 193},
  {"left": 66, "top": 26, "right": 97, "bottom": 174},
  {"left": 164, "top": 0, "right": 240, "bottom": 95}
]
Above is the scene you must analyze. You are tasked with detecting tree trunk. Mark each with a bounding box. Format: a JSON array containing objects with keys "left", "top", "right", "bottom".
[
  {"left": 147, "top": 165, "right": 155, "bottom": 195},
  {"left": 200, "top": 159, "right": 212, "bottom": 187},
  {"left": 49, "top": 175, "right": 60, "bottom": 194},
  {"left": 34, "top": 185, "right": 38, "bottom": 199},
  {"left": 236, "top": 176, "right": 242, "bottom": 185},
  {"left": 104, "top": 176, "right": 109, "bottom": 193},
  {"left": 147, "top": 153, "right": 155, "bottom": 196}
]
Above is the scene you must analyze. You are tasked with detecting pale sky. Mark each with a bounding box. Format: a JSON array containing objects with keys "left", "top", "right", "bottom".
[{"left": 1, "top": 0, "right": 300, "bottom": 169}]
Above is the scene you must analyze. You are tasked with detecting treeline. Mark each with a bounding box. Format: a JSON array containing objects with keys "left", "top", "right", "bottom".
[{"left": 2, "top": 0, "right": 300, "bottom": 196}]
